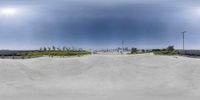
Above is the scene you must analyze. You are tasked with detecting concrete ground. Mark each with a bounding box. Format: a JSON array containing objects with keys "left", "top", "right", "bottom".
[{"left": 0, "top": 54, "right": 200, "bottom": 100}]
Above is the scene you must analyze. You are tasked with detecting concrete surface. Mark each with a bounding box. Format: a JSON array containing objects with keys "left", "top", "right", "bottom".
[{"left": 0, "top": 54, "right": 200, "bottom": 100}]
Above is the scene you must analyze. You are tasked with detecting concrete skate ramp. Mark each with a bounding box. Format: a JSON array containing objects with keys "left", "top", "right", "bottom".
[{"left": 0, "top": 55, "right": 200, "bottom": 100}]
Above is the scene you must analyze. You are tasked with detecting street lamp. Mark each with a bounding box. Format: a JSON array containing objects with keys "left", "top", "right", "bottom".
[
  {"left": 122, "top": 40, "right": 124, "bottom": 51},
  {"left": 181, "top": 31, "right": 186, "bottom": 51}
]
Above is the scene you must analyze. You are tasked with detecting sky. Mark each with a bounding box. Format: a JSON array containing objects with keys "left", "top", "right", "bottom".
[{"left": 0, "top": 0, "right": 200, "bottom": 50}]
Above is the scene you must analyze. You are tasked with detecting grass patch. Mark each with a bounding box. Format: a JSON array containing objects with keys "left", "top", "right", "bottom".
[
  {"left": 153, "top": 50, "right": 177, "bottom": 55},
  {"left": 20, "top": 51, "right": 91, "bottom": 57},
  {"left": 128, "top": 51, "right": 146, "bottom": 54}
]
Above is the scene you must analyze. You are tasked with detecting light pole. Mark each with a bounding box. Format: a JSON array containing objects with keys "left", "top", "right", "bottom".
[
  {"left": 122, "top": 40, "right": 124, "bottom": 51},
  {"left": 182, "top": 31, "right": 186, "bottom": 51}
]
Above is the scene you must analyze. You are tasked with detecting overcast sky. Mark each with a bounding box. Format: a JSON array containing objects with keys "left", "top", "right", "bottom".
[{"left": 0, "top": 0, "right": 200, "bottom": 50}]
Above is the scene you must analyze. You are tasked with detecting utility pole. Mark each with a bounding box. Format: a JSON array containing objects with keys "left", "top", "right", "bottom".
[
  {"left": 122, "top": 40, "right": 124, "bottom": 51},
  {"left": 182, "top": 31, "right": 186, "bottom": 51}
]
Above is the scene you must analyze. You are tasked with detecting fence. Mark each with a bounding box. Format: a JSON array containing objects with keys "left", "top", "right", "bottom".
[{"left": 176, "top": 50, "right": 200, "bottom": 56}]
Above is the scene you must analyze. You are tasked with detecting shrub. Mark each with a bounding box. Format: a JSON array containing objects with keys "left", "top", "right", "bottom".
[
  {"left": 19, "top": 51, "right": 91, "bottom": 57},
  {"left": 153, "top": 50, "right": 177, "bottom": 55},
  {"left": 131, "top": 48, "right": 137, "bottom": 54}
]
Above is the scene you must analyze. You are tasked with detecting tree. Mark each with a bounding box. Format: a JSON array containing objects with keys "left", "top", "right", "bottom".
[
  {"left": 57, "top": 47, "right": 61, "bottom": 51},
  {"left": 142, "top": 49, "right": 145, "bottom": 53},
  {"left": 131, "top": 48, "right": 137, "bottom": 54},
  {"left": 48, "top": 47, "right": 51, "bottom": 51},
  {"left": 43, "top": 47, "right": 47, "bottom": 51},
  {"left": 40, "top": 47, "right": 43, "bottom": 51},
  {"left": 167, "top": 45, "right": 174, "bottom": 51},
  {"left": 52, "top": 46, "right": 56, "bottom": 51},
  {"left": 62, "top": 46, "right": 66, "bottom": 51}
]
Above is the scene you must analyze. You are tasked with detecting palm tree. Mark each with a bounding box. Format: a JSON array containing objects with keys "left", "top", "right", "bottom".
[
  {"left": 40, "top": 47, "right": 43, "bottom": 51},
  {"left": 62, "top": 46, "right": 66, "bottom": 51},
  {"left": 48, "top": 47, "right": 51, "bottom": 51},
  {"left": 57, "top": 47, "right": 61, "bottom": 51},
  {"left": 52, "top": 46, "right": 56, "bottom": 51},
  {"left": 43, "top": 47, "right": 47, "bottom": 51},
  {"left": 66, "top": 47, "right": 70, "bottom": 51}
]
